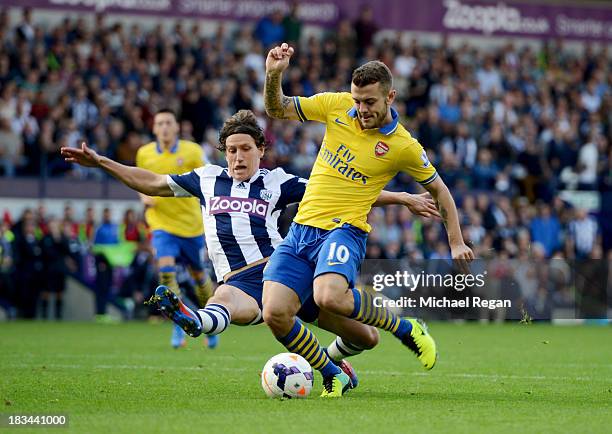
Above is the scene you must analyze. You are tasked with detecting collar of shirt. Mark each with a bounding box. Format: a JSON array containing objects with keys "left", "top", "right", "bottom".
[{"left": 155, "top": 139, "right": 179, "bottom": 154}]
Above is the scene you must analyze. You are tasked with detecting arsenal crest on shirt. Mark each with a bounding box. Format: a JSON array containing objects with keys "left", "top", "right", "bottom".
[{"left": 375, "top": 141, "right": 389, "bottom": 157}]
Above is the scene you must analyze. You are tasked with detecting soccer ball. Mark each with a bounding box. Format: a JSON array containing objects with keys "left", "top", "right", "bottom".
[{"left": 261, "top": 353, "right": 314, "bottom": 399}]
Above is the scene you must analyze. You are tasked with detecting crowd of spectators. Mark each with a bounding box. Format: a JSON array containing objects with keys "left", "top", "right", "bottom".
[
  {"left": 0, "top": 204, "right": 157, "bottom": 320},
  {"left": 0, "top": 202, "right": 607, "bottom": 321},
  {"left": 0, "top": 7, "right": 610, "bottom": 319}
]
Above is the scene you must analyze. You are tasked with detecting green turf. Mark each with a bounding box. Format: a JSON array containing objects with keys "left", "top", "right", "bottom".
[{"left": 1, "top": 321, "right": 611, "bottom": 434}]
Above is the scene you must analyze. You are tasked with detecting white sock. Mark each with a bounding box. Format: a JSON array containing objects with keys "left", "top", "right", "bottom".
[
  {"left": 196, "top": 303, "right": 231, "bottom": 335},
  {"left": 326, "top": 336, "right": 364, "bottom": 362}
]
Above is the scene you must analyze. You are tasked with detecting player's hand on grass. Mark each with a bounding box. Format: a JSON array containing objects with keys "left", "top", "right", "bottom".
[
  {"left": 266, "top": 42, "right": 294, "bottom": 74},
  {"left": 61, "top": 142, "right": 101, "bottom": 168},
  {"left": 451, "top": 243, "right": 475, "bottom": 274},
  {"left": 403, "top": 192, "right": 441, "bottom": 219}
]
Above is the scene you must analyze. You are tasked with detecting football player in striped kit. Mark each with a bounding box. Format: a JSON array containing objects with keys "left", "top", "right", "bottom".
[{"left": 61, "top": 110, "right": 440, "bottom": 389}]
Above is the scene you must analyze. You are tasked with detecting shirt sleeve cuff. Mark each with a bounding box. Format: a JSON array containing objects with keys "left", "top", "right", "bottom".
[
  {"left": 166, "top": 175, "right": 192, "bottom": 197},
  {"left": 418, "top": 172, "right": 438, "bottom": 186}
]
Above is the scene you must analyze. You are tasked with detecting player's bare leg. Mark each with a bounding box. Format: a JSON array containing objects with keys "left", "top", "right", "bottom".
[
  {"left": 314, "top": 273, "right": 437, "bottom": 370},
  {"left": 262, "top": 281, "right": 302, "bottom": 337},
  {"left": 210, "top": 285, "right": 261, "bottom": 325}
]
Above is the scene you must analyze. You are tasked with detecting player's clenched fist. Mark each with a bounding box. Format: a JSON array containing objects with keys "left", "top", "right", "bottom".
[{"left": 265, "top": 42, "right": 294, "bottom": 74}]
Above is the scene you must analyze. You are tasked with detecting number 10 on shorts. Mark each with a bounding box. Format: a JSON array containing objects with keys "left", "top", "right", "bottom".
[{"left": 327, "top": 242, "right": 349, "bottom": 264}]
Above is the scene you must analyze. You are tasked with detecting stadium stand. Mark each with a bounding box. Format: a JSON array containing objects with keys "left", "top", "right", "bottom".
[{"left": 0, "top": 6, "right": 609, "bottom": 320}]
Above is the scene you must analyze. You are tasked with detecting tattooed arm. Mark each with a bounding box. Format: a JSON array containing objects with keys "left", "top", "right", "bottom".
[
  {"left": 264, "top": 42, "right": 301, "bottom": 121},
  {"left": 424, "top": 176, "right": 474, "bottom": 265}
]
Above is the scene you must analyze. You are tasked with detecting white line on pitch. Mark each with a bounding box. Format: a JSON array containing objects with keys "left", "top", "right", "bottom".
[{"left": 5, "top": 364, "right": 606, "bottom": 382}]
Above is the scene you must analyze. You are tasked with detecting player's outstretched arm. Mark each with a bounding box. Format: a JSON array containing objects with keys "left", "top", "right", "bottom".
[
  {"left": 423, "top": 176, "right": 474, "bottom": 267},
  {"left": 61, "top": 142, "right": 174, "bottom": 197},
  {"left": 374, "top": 191, "right": 441, "bottom": 219},
  {"left": 264, "top": 42, "right": 300, "bottom": 120}
]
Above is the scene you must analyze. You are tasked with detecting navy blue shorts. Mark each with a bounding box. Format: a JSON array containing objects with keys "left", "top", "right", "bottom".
[
  {"left": 225, "top": 262, "right": 319, "bottom": 323},
  {"left": 151, "top": 230, "right": 204, "bottom": 271},
  {"left": 262, "top": 223, "right": 368, "bottom": 304}
]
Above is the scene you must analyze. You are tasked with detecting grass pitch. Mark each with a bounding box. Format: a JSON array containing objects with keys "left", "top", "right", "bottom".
[{"left": 1, "top": 321, "right": 611, "bottom": 434}]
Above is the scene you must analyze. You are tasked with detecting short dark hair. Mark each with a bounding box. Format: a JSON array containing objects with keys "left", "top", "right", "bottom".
[
  {"left": 218, "top": 110, "right": 266, "bottom": 152},
  {"left": 351, "top": 61, "right": 393, "bottom": 93},
  {"left": 155, "top": 108, "right": 177, "bottom": 119}
]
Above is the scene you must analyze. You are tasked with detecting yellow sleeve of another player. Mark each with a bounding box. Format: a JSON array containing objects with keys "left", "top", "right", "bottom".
[
  {"left": 293, "top": 92, "right": 347, "bottom": 123},
  {"left": 397, "top": 139, "right": 438, "bottom": 186}
]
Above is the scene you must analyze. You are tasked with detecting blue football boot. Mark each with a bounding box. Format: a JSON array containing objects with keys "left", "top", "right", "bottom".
[{"left": 148, "top": 285, "right": 203, "bottom": 338}]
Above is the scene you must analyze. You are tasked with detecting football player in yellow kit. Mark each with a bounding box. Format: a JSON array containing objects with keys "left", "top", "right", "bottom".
[
  {"left": 136, "top": 109, "right": 216, "bottom": 349},
  {"left": 261, "top": 43, "right": 474, "bottom": 397}
]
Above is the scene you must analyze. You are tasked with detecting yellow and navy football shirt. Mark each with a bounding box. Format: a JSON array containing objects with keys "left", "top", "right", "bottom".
[
  {"left": 135, "top": 139, "right": 205, "bottom": 238},
  {"left": 292, "top": 92, "right": 438, "bottom": 233}
]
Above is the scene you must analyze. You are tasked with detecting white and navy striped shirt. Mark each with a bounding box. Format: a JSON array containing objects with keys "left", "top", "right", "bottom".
[{"left": 166, "top": 165, "right": 307, "bottom": 282}]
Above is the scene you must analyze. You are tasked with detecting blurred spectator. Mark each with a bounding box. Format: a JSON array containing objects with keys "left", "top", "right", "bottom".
[
  {"left": 290, "top": 139, "right": 316, "bottom": 177},
  {"left": 334, "top": 19, "right": 357, "bottom": 59},
  {"left": 472, "top": 148, "right": 499, "bottom": 190},
  {"left": 118, "top": 240, "right": 156, "bottom": 317},
  {"left": 353, "top": 5, "right": 378, "bottom": 57},
  {"left": 93, "top": 207, "right": 119, "bottom": 245},
  {"left": 92, "top": 207, "right": 119, "bottom": 319},
  {"left": 71, "top": 86, "right": 99, "bottom": 133},
  {"left": 577, "top": 132, "right": 600, "bottom": 189},
  {"left": 78, "top": 205, "right": 97, "bottom": 242},
  {"left": 530, "top": 204, "right": 560, "bottom": 257},
  {"left": 121, "top": 208, "right": 145, "bottom": 242},
  {"left": 282, "top": 3, "right": 302, "bottom": 44},
  {"left": 476, "top": 56, "right": 503, "bottom": 97},
  {"left": 254, "top": 10, "right": 285, "bottom": 49},
  {"left": 442, "top": 122, "right": 477, "bottom": 168},
  {"left": 0, "top": 116, "right": 22, "bottom": 176},
  {"left": 417, "top": 106, "right": 443, "bottom": 154},
  {"left": 35, "top": 204, "right": 49, "bottom": 236},
  {"left": 0, "top": 221, "right": 15, "bottom": 318},
  {"left": 568, "top": 209, "right": 599, "bottom": 258},
  {"left": 40, "top": 218, "right": 75, "bottom": 320},
  {"left": 13, "top": 218, "right": 43, "bottom": 318},
  {"left": 438, "top": 91, "right": 461, "bottom": 125},
  {"left": 15, "top": 8, "right": 34, "bottom": 44},
  {"left": 62, "top": 204, "right": 80, "bottom": 239}
]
